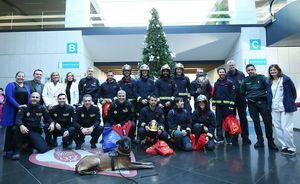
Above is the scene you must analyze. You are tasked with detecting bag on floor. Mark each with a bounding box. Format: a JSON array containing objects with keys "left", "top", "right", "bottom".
[
  {"left": 102, "top": 127, "right": 121, "bottom": 152},
  {"left": 190, "top": 133, "right": 208, "bottom": 150},
  {"left": 154, "top": 140, "right": 174, "bottom": 156},
  {"left": 112, "top": 120, "right": 132, "bottom": 137},
  {"left": 222, "top": 115, "right": 241, "bottom": 135}
]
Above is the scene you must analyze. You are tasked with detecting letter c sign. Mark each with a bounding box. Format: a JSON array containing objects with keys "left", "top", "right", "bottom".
[{"left": 250, "top": 39, "right": 261, "bottom": 50}]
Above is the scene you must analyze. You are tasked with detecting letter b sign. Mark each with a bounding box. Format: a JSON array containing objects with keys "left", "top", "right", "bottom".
[{"left": 67, "top": 43, "right": 78, "bottom": 53}]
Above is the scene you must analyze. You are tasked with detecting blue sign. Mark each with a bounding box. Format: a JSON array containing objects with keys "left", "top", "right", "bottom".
[
  {"left": 250, "top": 39, "right": 261, "bottom": 50},
  {"left": 66, "top": 42, "right": 78, "bottom": 53},
  {"left": 58, "top": 61, "right": 80, "bottom": 69},
  {"left": 249, "top": 59, "right": 267, "bottom": 65}
]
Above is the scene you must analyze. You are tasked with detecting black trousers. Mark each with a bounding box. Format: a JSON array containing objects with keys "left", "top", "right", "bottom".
[
  {"left": 13, "top": 126, "right": 48, "bottom": 153},
  {"left": 234, "top": 100, "right": 249, "bottom": 139},
  {"left": 69, "top": 126, "right": 103, "bottom": 145},
  {"left": 4, "top": 126, "right": 15, "bottom": 152},
  {"left": 247, "top": 99, "right": 274, "bottom": 141},
  {"left": 43, "top": 126, "right": 72, "bottom": 146},
  {"left": 215, "top": 104, "right": 233, "bottom": 141}
]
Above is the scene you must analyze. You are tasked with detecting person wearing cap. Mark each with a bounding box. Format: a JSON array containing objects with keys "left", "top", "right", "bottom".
[
  {"left": 138, "top": 95, "right": 169, "bottom": 148},
  {"left": 172, "top": 63, "right": 192, "bottom": 114},
  {"left": 190, "top": 68, "right": 212, "bottom": 110},
  {"left": 107, "top": 90, "right": 136, "bottom": 140},
  {"left": 78, "top": 67, "right": 100, "bottom": 105},
  {"left": 191, "top": 95, "right": 216, "bottom": 151},
  {"left": 136, "top": 64, "right": 155, "bottom": 114},
  {"left": 99, "top": 71, "right": 120, "bottom": 123},
  {"left": 155, "top": 64, "right": 178, "bottom": 130},
  {"left": 212, "top": 68, "right": 236, "bottom": 144},
  {"left": 168, "top": 97, "right": 192, "bottom": 151},
  {"left": 226, "top": 60, "right": 251, "bottom": 145}
]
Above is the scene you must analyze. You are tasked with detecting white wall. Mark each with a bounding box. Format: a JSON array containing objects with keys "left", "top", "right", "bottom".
[{"left": 0, "top": 30, "right": 100, "bottom": 88}]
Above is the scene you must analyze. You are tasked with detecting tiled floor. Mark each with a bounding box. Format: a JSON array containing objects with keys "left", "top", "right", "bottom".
[{"left": 0, "top": 124, "right": 299, "bottom": 184}]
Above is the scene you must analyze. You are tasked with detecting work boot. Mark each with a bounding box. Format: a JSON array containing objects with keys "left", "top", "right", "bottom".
[
  {"left": 268, "top": 140, "right": 279, "bottom": 151},
  {"left": 254, "top": 140, "right": 264, "bottom": 149},
  {"left": 242, "top": 137, "right": 252, "bottom": 145}
]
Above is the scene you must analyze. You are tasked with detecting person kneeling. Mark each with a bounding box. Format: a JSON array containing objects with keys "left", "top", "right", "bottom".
[
  {"left": 138, "top": 95, "right": 169, "bottom": 148},
  {"left": 45, "top": 93, "right": 74, "bottom": 148},
  {"left": 12, "top": 92, "right": 54, "bottom": 160},
  {"left": 191, "top": 95, "right": 216, "bottom": 151},
  {"left": 70, "top": 94, "right": 103, "bottom": 150},
  {"left": 168, "top": 98, "right": 192, "bottom": 151}
]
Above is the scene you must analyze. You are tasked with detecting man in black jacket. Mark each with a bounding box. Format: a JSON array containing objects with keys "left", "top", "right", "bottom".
[
  {"left": 226, "top": 60, "right": 251, "bottom": 145},
  {"left": 24, "top": 69, "right": 44, "bottom": 104}
]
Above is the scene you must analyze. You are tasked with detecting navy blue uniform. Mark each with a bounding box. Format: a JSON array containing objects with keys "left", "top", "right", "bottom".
[
  {"left": 107, "top": 100, "right": 136, "bottom": 139},
  {"left": 190, "top": 78, "right": 212, "bottom": 109},
  {"left": 70, "top": 105, "right": 103, "bottom": 146},
  {"left": 155, "top": 77, "right": 178, "bottom": 125},
  {"left": 118, "top": 77, "right": 137, "bottom": 103},
  {"left": 191, "top": 110, "right": 216, "bottom": 150},
  {"left": 212, "top": 78, "right": 236, "bottom": 143},
  {"left": 136, "top": 77, "right": 155, "bottom": 113},
  {"left": 172, "top": 75, "right": 192, "bottom": 113},
  {"left": 99, "top": 79, "right": 120, "bottom": 102},
  {"left": 45, "top": 104, "right": 74, "bottom": 147},
  {"left": 168, "top": 108, "right": 192, "bottom": 151},
  {"left": 138, "top": 106, "right": 168, "bottom": 143},
  {"left": 78, "top": 77, "right": 100, "bottom": 104},
  {"left": 226, "top": 69, "right": 249, "bottom": 140},
  {"left": 14, "top": 104, "right": 53, "bottom": 153}
]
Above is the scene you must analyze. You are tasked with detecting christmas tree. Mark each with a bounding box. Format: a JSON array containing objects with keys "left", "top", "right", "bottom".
[{"left": 142, "top": 8, "right": 174, "bottom": 78}]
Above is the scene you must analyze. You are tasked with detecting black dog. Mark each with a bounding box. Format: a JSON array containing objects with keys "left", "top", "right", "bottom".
[{"left": 75, "top": 136, "right": 155, "bottom": 175}]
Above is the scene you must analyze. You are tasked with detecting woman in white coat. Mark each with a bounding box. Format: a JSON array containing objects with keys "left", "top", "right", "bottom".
[
  {"left": 64, "top": 72, "right": 79, "bottom": 106},
  {"left": 42, "top": 72, "right": 65, "bottom": 110}
]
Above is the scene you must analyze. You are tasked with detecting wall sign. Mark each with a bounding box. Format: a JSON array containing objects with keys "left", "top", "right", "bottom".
[
  {"left": 249, "top": 39, "right": 261, "bottom": 50},
  {"left": 66, "top": 42, "right": 78, "bottom": 53},
  {"left": 58, "top": 61, "right": 80, "bottom": 69}
]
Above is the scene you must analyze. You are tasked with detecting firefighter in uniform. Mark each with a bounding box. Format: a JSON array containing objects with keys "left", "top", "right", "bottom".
[
  {"left": 168, "top": 97, "right": 192, "bottom": 151},
  {"left": 191, "top": 95, "right": 215, "bottom": 151},
  {"left": 138, "top": 95, "right": 169, "bottom": 147},
  {"left": 99, "top": 71, "right": 120, "bottom": 123},
  {"left": 172, "top": 63, "right": 191, "bottom": 114},
  {"left": 12, "top": 92, "right": 54, "bottom": 159},
  {"left": 107, "top": 90, "right": 136, "bottom": 139},
  {"left": 212, "top": 68, "right": 236, "bottom": 144},
  {"left": 45, "top": 93, "right": 74, "bottom": 148},
  {"left": 78, "top": 67, "right": 100, "bottom": 105},
  {"left": 136, "top": 64, "right": 155, "bottom": 114},
  {"left": 70, "top": 94, "right": 103, "bottom": 150},
  {"left": 226, "top": 60, "right": 251, "bottom": 145},
  {"left": 190, "top": 68, "right": 212, "bottom": 110},
  {"left": 155, "top": 64, "right": 178, "bottom": 130}
]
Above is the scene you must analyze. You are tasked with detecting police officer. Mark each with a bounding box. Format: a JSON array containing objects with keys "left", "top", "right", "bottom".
[
  {"left": 192, "top": 95, "right": 215, "bottom": 151},
  {"left": 78, "top": 67, "right": 100, "bottom": 105},
  {"left": 240, "top": 64, "right": 278, "bottom": 150},
  {"left": 212, "top": 68, "right": 236, "bottom": 144},
  {"left": 12, "top": 92, "right": 54, "bottom": 160},
  {"left": 136, "top": 64, "right": 155, "bottom": 114},
  {"left": 172, "top": 63, "right": 192, "bottom": 114},
  {"left": 190, "top": 68, "right": 212, "bottom": 110},
  {"left": 155, "top": 64, "right": 177, "bottom": 129},
  {"left": 168, "top": 97, "right": 192, "bottom": 151},
  {"left": 45, "top": 93, "right": 74, "bottom": 148},
  {"left": 107, "top": 90, "right": 136, "bottom": 139},
  {"left": 70, "top": 94, "right": 103, "bottom": 150},
  {"left": 138, "top": 95, "right": 168, "bottom": 147},
  {"left": 99, "top": 71, "right": 120, "bottom": 123},
  {"left": 226, "top": 60, "right": 251, "bottom": 145}
]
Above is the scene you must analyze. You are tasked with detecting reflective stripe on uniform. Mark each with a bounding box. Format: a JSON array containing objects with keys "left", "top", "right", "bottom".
[
  {"left": 178, "top": 92, "right": 190, "bottom": 97},
  {"left": 159, "top": 96, "right": 172, "bottom": 100},
  {"left": 212, "top": 100, "right": 234, "bottom": 105}
]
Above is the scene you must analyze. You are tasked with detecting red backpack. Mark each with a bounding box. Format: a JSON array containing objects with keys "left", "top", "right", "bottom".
[{"left": 222, "top": 115, "right": 241, "bottom": 135}]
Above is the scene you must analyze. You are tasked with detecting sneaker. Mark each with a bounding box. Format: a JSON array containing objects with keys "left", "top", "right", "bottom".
[
  {"left": 285, "top": 150, "right": 296, "bottom": 156},
  {"left": 242, "top": 138, "right": 252, "bottom": 145},
  {"left": 268, "top": 141, "right": 279, "bottom": 151},
  {"left": 12, "top": 153, "right": 20, "bottom": 160},
  {"left": 215, "top": 138, "right": 224, "bottom": 144},
  {"left": 254, "top": 141, "right": 264, "bottom": 149}
]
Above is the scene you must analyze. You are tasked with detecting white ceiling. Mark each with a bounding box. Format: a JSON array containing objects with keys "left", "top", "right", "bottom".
[{"left": 82, "top": 32, "right": 240, "bottom": 62}]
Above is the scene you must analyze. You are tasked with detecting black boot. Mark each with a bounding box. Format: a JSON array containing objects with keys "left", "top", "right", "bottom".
[
  {"left": 242, "top": 137, "right": 252, "bottom": 145},
  {"left": 254, "top": 139, "right": 264, "bottom": 149},
  {"left": 268, "top": 140, "right": 279, "bottom": 151}
]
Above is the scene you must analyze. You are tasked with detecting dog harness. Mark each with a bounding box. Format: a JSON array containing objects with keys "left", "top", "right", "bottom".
[{"left": 109, "top": 151, "right": 130, "bottom": 171}]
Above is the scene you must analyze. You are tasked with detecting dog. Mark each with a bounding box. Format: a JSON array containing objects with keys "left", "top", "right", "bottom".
[{"left": 75, "top": 136, "right": 155, "bottom": 175}]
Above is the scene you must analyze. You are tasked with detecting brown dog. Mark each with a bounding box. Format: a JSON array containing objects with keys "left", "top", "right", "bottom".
[{"left": 75, "top": 136, "right": 154, "bottom": 175}]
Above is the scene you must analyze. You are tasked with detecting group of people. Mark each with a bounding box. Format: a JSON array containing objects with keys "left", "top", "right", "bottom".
[{"left": 0, "top": 60, "right": 297, "bottom": 161}]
